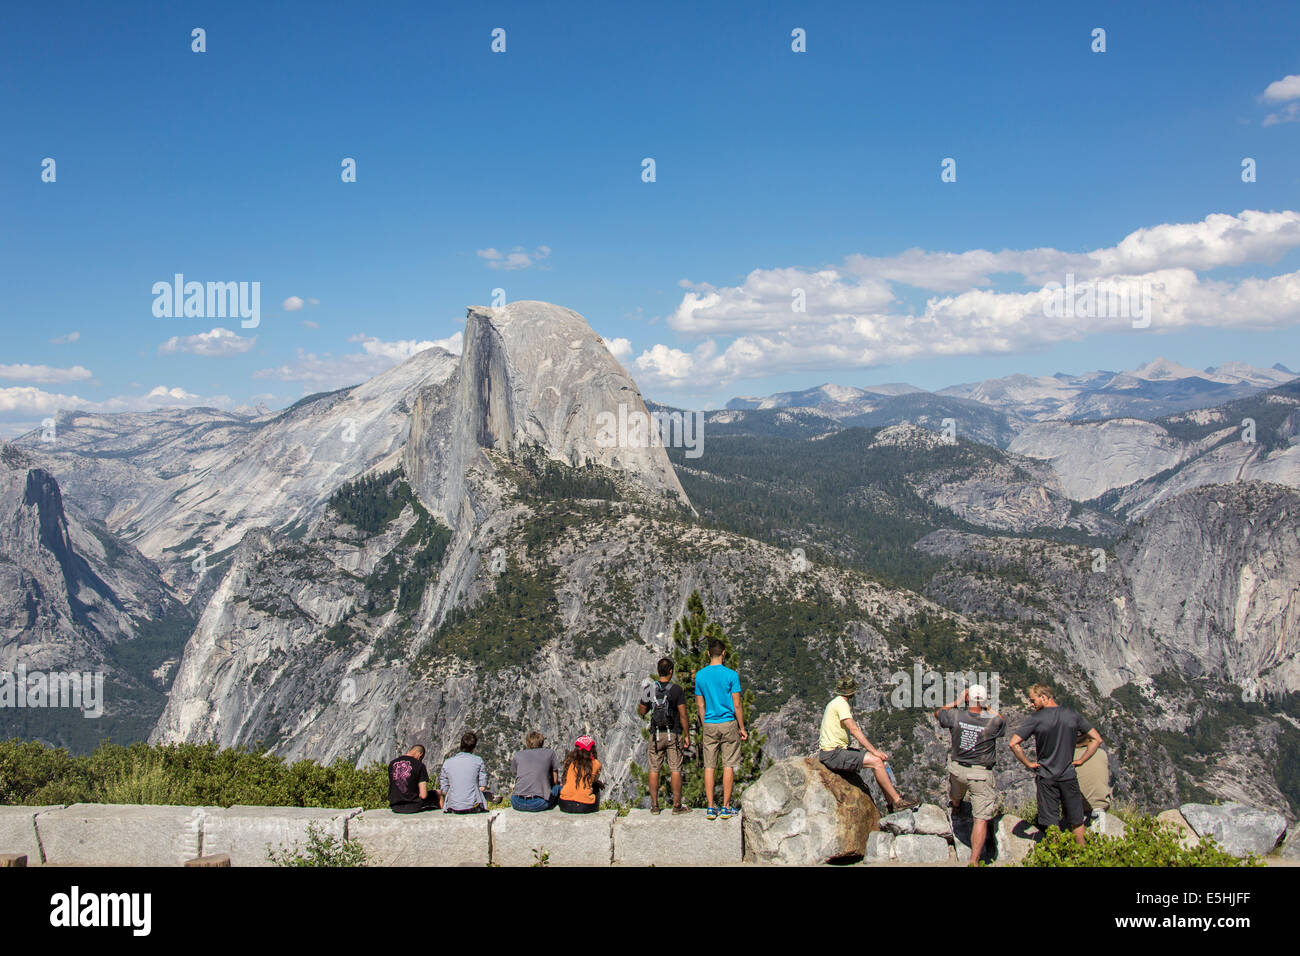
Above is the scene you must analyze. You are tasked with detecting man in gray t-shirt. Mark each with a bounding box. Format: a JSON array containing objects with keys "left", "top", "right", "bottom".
[
  {"left": 510, "top": 731, "right": 561, "bottom": 812},
  {"left": 935, "top": 685, "right": 1004, "bottom": 866},
  {"left": 1009, "top": 684, "right": 1102, "bottom": 845}
]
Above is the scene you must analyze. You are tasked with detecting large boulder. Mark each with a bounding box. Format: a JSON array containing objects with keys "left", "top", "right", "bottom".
[
  {"left": 742, "top": 757, "right": 880, "bottom": 864},
  {"left": 1279, "top": 826, "right": 1300, "bottom": 860},
  {"left": 1180, "top": 802, "right": 1286, "bottom": 857},
  {"left": 993, "top": 814, "right": 1040, "bottom": 865},
  {"left": 1156, "top": 809, "right": 1199, "bottom": 849}
]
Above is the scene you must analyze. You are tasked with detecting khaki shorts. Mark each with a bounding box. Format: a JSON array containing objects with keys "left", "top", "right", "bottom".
[
  {"left": 702, "top": 721, "right": 741, "bottom": 770},
  {"left": 648, "top": 732, "right": 684, "bottom": 774},
  {"left": 948, "top": 760, "right": 997, "bottom": 820}
]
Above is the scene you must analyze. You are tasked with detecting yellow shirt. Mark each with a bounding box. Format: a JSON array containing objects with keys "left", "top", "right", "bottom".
[{"left": 819, "top": 696, "right": 853, "bottom": 751}]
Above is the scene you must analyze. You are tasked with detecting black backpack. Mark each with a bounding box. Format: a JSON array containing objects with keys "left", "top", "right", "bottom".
[{"left": 650, "top": 682, "right": 677, "bottom": 733}]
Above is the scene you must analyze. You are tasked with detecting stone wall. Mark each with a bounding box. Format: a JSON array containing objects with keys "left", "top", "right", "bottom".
[{"left": 0, "top": 804, "right": 743, "bottom": 867}]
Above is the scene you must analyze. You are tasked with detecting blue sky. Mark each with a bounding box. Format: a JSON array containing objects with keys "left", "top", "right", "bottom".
[{"left": 3, "top": 1, "right": 1299, "bottom": 433}]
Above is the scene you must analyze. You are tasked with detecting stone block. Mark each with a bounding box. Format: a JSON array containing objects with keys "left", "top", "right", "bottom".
[
  {"left": 491, "top": 808, "right": 614, "bottom": 867},
  {"left": 912, "top": 803, "right": 952, "bottom": 836},
  {"left": 203, "top": 805, "right": 362, "bottom": 868},
  {"left": 0, "top": 805, "right": 59, "bottom": 862},
  {"left": 37, "top": 803, "right": 210, "bottom": 866},
  {"left": 350, "top": 809, "right": 493, "bottom": 866},
  {"left": 893, "top": 833, "right": 951, "bottom": 863},
  {"left": 993, "top": 814, "right": 1040, "bottom": 865},
  {"left": 185, "top": 854, "right": 231, "bottom": 867},
  {"left": 864, "top": 830, "right": 893, "bottom": 863},
  {"left": 1156, "top": 809, "right": 1199, "bottom": 849},
  {"left": 742, "top": 757, "right": 880, "bottom": 864},
  {"left": 613, "top": 808, "right": 742, "bottom": 865}
]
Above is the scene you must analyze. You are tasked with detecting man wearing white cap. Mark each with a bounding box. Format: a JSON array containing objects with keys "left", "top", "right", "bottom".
[{"left": 935, "top": 685, "right": 1004, "bottom": 866}]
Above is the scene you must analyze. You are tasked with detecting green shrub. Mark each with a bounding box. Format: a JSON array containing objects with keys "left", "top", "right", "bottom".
[
  {"left": 1022, "top": 816, "right": 1261, "bottom": 867},
  {"left": 267, "top": 822, "right": 368, "bottom": 867}
]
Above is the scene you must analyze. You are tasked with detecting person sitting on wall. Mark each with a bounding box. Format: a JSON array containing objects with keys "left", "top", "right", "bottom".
[
  {"left": 439, "top": 731, "right": 490, "bottom": 813},
  {"left": 389, "top": 744, "right": 440, "bottom": 813},
  {"left": 558, "top": 735, "right": 603, "bottom": 814}
]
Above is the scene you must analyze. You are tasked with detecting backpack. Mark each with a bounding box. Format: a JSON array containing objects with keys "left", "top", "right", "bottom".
[{"left": 650, "top": 681, "right": 677, "bottom": 734}]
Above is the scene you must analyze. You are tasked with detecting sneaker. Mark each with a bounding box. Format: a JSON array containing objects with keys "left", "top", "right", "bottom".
[
  {"left": 706, "top": 806, "right": 719, "bottom": 820},
  {"left": 650, "top": 805, "right": 662, "bottom": 815},
  {"left": 719, "top": 806, "right": 738, "bottom": 820},
  {"left": 672, "top": 804, "right": 692, "bottom": 815}
]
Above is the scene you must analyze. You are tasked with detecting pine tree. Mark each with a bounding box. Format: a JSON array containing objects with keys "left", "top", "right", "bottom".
[{"left": 631, "top": 590, "right": 768, "bottom": 808}]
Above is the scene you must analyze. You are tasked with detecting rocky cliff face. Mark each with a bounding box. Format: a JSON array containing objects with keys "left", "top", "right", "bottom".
[
  {"left": 0, "top": 444, "right": 189, "bottom": 745},
  {"left": 404, "top": 301, "right": 688, "bottom": 530},
  {"left": 15, "top": 348, "right": 459, "bottom": 597}
]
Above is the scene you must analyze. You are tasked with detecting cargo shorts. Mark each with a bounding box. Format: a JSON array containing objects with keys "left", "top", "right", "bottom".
[
  {"left": 702, "top": 720, "right": 741, "bottom": 770},
  {"left": 648, "top": 731, "right": 685, "bottom": 774},
  {"left": 948, "top": 760, "right": 997, "bottom": 820}
]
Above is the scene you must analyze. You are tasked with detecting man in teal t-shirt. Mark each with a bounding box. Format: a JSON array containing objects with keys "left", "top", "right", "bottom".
[{"left": 693, "top": 639, "right": 747, "bottom": 820}]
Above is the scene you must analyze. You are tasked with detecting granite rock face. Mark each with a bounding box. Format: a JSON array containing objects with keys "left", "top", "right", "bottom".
[
  {"left": 404, "top": 301, "right": 688, "bottom": 531},
  {"left": 1179, "top": 802, "right": 1287, "bottom": 857},
  {"left": 742, "top": 757, "right": 881, "bottom": 864}
]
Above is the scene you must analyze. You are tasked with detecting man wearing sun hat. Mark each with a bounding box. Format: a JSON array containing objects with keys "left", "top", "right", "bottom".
[{"left": 817, "top": 675, "right": 918, "bottom": 812}]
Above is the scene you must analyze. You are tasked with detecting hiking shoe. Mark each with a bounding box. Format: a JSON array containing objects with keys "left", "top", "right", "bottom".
[
  {"left": 719, "top": 806, "right": 737, "bottom": 820},
  {"left": 672, "top": 804, "right": 692, "bottom": 815},
  {"left": 705, "top": 806, "right": 719, "bottom": 820},
  {"left": 650, "top": 805, "right": 662, "bottom": 815},
  {"left": 889, "top": 799, "right": 921, "bottom": 813}
]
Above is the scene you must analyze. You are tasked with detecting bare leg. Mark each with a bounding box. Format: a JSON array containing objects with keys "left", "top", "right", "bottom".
[
  {"left": 648, "top": 770, "right": 660, "bottom": 808},
  {"left": 722, "top": 767, "right": 735, "bottom": 807},
  {"left": 1072, "top": 824, "right": 1087, "bottom": 847},
  {"left": 704, "top": 767, "right": 716, "bottom": 807},
  {"left": 863, "top": 754, "right": 904, "bottom": 806},
  {"left": 969, "top": 818, "right": 989, "bottom": 866},
  {"left": 670, "top": 771, "right": 683, "bottom": 807}
]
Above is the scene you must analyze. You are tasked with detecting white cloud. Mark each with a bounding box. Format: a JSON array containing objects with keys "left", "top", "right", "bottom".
[
  {"left": 0, "top": 364, "right": 93, "bottom": 384},
  {"left": 1262, "top": 74, "right": 1300, "bottom": 102},
  {"left": 604, "top": 336, "right": 633, "bottom": 361},
  {"left": 302, "top": 319, "right": 320, "bottom": 329},
  {"left": 0, "top": 384, "right": 237, "bottom": 429},
  {"left": 49, "top": 331, "right": 80, "bottom": 345},
  {"left": 282, "top": 296, "right": 304, "bottom": 311},
  {"left": 1263, "top": 101, "right": 1300, "bottom": 126},
  {"left": 477, "top": 245, "right": 552, "bottom": 270},
  {"left": 158, "top": 327, "right": 258, "bottom": 357},
  {"left": 634, "top": 210, "right": 1300, "bottom": 390}
]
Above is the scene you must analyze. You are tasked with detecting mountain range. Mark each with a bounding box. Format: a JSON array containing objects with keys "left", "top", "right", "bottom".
[{"left": 3, "top": 303, "right": 1298, "bottom": 816}]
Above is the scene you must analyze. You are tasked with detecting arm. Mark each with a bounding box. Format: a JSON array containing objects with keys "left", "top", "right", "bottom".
[
  {"left": 732, "top": 691, "right": 747, "bottom": 739},
  {"left": 678, "top": 702, "right": 691, "bottom": 746},
  {"left": 843, "top": 717, "right": 886, "bottom": 760},
  {"left": 418, "top": 781, "right": 429, "bottom": 799},
  {"left": 1073, "top": 728, "right": 1102, "bottom": 766},
  {"left": 696, "top": 694, "right": 706, "bottom": 728},
  {"left": 638, "top": 701, "right": 649, "bottom": 717},
  {"left": 1008, "top": 734, "right": 1039, "bottom": 771},
  {"left": 934, "top": 689, "right": 969, "bottom": 721}
]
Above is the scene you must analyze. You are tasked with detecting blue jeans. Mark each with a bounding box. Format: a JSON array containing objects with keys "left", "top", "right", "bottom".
[{"left": 511, "top": 783, "right": 561, "bottom": 812}]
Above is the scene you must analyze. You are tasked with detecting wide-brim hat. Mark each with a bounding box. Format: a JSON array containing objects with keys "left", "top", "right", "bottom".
[{"left": 835, "top": 676, "right": 858, "bottom": 697}]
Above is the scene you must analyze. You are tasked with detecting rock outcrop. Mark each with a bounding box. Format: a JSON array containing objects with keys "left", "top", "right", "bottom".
[
  {"left": 741, "top": 757, "right": 881, "bottom": 864},
  {"left": 1179, "top": 802, "right": 1287, "bottom": 857}
]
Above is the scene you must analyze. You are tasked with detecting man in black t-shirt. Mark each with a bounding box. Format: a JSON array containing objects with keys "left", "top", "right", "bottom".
[
  {"left": 388, "top": 744, "right": 439, "bottom": 813},
  {"left": 637, "top": 657, "right": 692, "bottom": 814},
  {"left": 1009, "top": 683, "right": 1102, "bottom": 845},
  {"left": 935, "top": 684, "right": 1004, "bottom": 866}
]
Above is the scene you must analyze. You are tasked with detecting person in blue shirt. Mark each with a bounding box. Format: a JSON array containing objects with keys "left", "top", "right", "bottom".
[{"left": 693, "top": 639, "right": 748, "bottom": 820}]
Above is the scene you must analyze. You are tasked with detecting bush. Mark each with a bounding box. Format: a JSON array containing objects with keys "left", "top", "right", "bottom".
[
  {"left": 1022, "top": 816, "right": 1261, "bottom": 867},
  {"left": 267, "top": 822, "right": 368, "bottom": 867}
]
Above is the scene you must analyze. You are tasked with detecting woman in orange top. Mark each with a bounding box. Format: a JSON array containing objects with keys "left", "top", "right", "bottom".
[{"left": 558, "top": 735, "right": 602, "bottom": 813}]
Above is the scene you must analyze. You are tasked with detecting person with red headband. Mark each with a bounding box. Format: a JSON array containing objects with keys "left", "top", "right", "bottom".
[{"left": 558, "top": 734, "right": 603, "bottom": 813}]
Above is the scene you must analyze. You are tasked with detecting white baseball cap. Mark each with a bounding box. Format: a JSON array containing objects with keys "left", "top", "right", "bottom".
[{"left": 968, "top": 684, "right": 989, "bottom": 704}]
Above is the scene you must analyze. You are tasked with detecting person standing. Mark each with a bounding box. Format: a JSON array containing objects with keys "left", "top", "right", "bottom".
[
  {"left": 817, "top": 676, "right": 917, "bottom": 812},
  {"left": 388, "top": 744, "right": 439, "bottom": 813},
  {"left": 439, "top": 731, "right": 489, "bottom": 813},
  {"left": 638, "top": 657, "right": 692, "bottom": 814},
  {"left": 509, "top": 730, "right": 561, "bottom": 812},
  {"left": 1074, "top": 731, "right": 1112, "bottom": 819},
  {"left": 935, "top": 685, "right": 1004, "bottom": 865},
  {"left": 1008, "top": 684, "right": 1102, "bottom": 846},
  {"left": 694, "top": 639, "right": 747, "bottom": 820}
]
